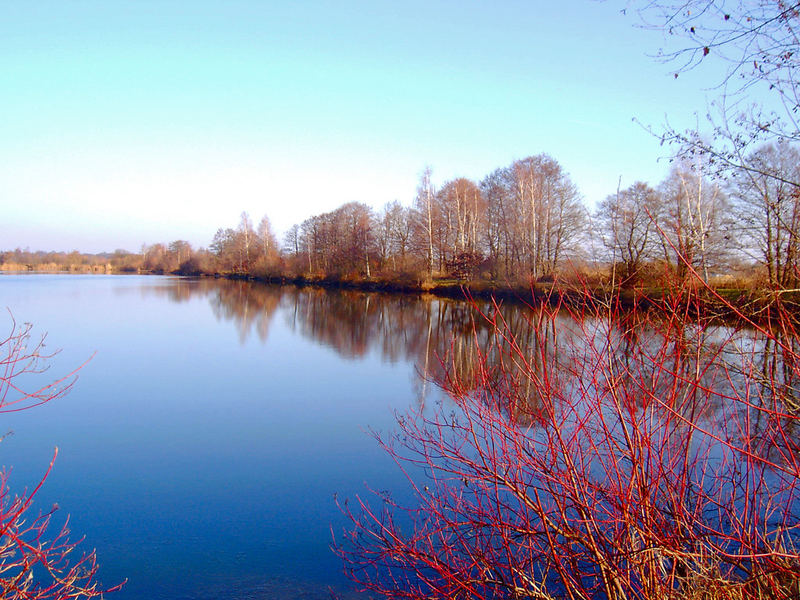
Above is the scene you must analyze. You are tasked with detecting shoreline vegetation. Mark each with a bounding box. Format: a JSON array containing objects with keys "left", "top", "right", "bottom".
[
  {"left": 3, "top": 260, "right": 792, "bottom": 325},
  {"left": 5, "top": 140, "right": 800, "bottom": 320},
  {"left": 6, "top": 142, "right": 799, "bottom": 323}
]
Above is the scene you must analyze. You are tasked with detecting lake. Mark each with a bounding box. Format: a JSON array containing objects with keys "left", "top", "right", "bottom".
[
  {"left": 2, "top": 274, "right": 798, "bottom": 599},
  {"left": 0, "top": 274, "right": 469, "bottom": 599}
]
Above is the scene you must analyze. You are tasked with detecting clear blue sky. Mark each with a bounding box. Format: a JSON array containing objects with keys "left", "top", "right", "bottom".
[{"left": 1, "top": 1, "right": 724, "bottom": 253}]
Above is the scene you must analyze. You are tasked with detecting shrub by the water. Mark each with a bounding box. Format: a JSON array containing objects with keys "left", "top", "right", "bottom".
[
  {"left": 337, "top": 275, "right": 800, "bottom": 599},
  {"left": 0, "top": 316, "right": 122, "bottom": 598}
]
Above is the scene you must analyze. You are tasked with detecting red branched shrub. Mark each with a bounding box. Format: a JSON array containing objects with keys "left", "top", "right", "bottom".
[
  {"left": 0, "top": 315, "right": 122, "bottom": 598},
  {"left": 336, "top": 285, "right": 800, "bottom": 599}
]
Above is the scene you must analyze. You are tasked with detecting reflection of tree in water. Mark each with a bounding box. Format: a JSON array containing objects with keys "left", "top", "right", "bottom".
[
  {"left": 209, "top": 280, "right": 283, "bottom": 343},
  {"left": 562, "top": 307, "right": 800, "bottom": 476},
  {"left": 143, "top": 278, "right": 284, "bottom": 344},
  {"left": 425, "top": 297, "right": 800, "bottom": 470},
  {"left": 755, "top": 331, "right": 800, "bottom": 413},
  {"left": 147, "top": 279, "right": 800, "bottom": 591},
  {"left": 599, "top": 310, "right": 729, "bottom": 416},
  {"left": 135, "top": 277, "right": 199, "bottom": 304},
  {"left": 427, "top": 303, "right": 569, "bottom": 424},
  {"left": 723, "top": 324, "right": 800, "bottom": 470},
  {"left": 280, "top": 288, "right": 575, "bottom": 414},
  {"left": 145, "top": 279, "right": 800, "bottom": 451},
  {"left": 283, "top": 288, "right": 393, "bottom": 360},
  {"left": 340, "top": 301, "right": 800, "bottom": 598}
]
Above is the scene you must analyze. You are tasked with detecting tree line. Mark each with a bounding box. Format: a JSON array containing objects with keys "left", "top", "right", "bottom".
[
  {"left": 277, "top": 142, "right": 800, "bottom": 290},
  {"left": 3, "top": 142, "right": 799, "bottom": 290}
]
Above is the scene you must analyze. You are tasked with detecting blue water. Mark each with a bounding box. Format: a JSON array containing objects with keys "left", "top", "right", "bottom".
[{"left": 0, "top": 274, "right": 443, "bottom": 599}]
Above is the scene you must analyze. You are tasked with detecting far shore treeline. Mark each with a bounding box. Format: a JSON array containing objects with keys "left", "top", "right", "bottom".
[{"left": 4, "top": 146, "right": 800, "bottom": 293}]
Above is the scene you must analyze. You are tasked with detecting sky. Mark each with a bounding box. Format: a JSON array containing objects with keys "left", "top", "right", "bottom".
[{"left": 1, "top": 1, "right": 728, "bottom": 254}]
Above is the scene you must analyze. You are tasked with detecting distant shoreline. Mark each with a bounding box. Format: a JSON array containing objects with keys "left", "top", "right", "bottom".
[{"left": 4, "top": 266, "right": 788, "bottom": 322}]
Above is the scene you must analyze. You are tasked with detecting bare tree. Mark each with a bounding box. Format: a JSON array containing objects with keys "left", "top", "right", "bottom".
[
  {"left": 480, "top": 168, "right": 513, "bottom": 279},
  {"left": 595, "top": 181, "right": 663, "bottom": 285},
  {"left": 378, "top": 201, "right": 414, "bottom": 272},
  {"left": 507, "top": 155, "right": 586, "bottom": 279},
  {"left": 338, "top": 202, "right": 375, "bottom": 277},
  {"left": 210, "top": 228, "right": 238, "bottom": 272},
  {"left": 414, "top": 167, "right": 437, "bottom": 278},
  {"left": 238, "top": 211, "right": 255, "bottom": 272},
  {"left": 733, "top": 141, "right": 800, "bottom": 287},
  {"left": 167, "top": 240, "right": 192, "bottom": 266},
  {"left": 435, "top": 178, "right": 486, "bottom": 273},
  {"left": 282, "top": 224, "right": 302, "bottom": 274},
  {"left": 256, "top": 214, "right": 279, "bottom": 274},
  {"left": 658, "top": 163, "right": 730, "bottom": 282},
  {"left": 293, "top": 203, "right": 376, "bottom": 277}
]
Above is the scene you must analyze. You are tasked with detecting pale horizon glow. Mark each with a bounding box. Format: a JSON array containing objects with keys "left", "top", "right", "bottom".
[{"left": 1, "top": 1, "right": 723, "bottom": 254}]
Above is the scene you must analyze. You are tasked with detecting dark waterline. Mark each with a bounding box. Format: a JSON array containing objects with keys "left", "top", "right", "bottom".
[{"left": 0, "top": 274, "right": 460, "bottom": 599}]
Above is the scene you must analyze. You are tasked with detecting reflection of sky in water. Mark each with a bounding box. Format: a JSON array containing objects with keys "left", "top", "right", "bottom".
[
  {"left": 0, "top": 274, "right": 442, "bottom": 599},
  {"left": 0, "top": 274, "right": 795, "bottom": 598}
]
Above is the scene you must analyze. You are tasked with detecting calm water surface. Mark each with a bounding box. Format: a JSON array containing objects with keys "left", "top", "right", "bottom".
[
  {"left": 3, "top": 275, "right": 788, "bottom": 599},
  {"left": 0, "top": 274, "right": 465, "bottom": 599}
]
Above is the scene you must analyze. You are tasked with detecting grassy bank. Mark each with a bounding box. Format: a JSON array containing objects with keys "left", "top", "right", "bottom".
[{"left": 216, "top": 271, "right": 795, "bottom": 324}]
